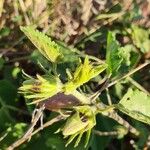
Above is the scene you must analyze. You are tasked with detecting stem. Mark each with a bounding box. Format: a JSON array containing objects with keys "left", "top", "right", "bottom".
[
  {"left": 127, "top": 77, "right": 150, "bottom": 96},
  {"left": 90, "top": 77, "right": 110, "bottom": 102},
  {"left": 95, "top": 11, "right": 125, "bottom": 20},
  {"left": 108, "top": 62, "right": 150, "bottom": 88},
  {"left": 102, "top": 110, "right": 139, "bottom": 136},
  {"left": 52, "top": 63, "right": 57, "bottom": 76},
  {"left": 96, "top": 101, "right": 139, "bottom": 136},
  {"left": 0, "top": 133, "right": 8, "bottom": 142},
  {"left": 6, "top": 113, "right": 66, "bottom": 150},
  {"left": 6, "top": 105, "right": 45, "bottom": 150},
  {"left": 92, "top": 62, "right": 150, "bottom": 100},
  {"left": 106, "top": 88, "right": 112, "bottom": 105},
  {"left": 31, "top": 115, "right": 66, "bottom": 136},
  {"left": 93, "top": 130, "right": 118, "bottom": 136},
  {"left": 71, "top": 90, "right": 91, "bottom": 104}
]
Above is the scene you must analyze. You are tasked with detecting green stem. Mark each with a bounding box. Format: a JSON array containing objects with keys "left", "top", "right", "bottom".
[
  {"left": 52, "top": 63, "right": 57, "bottom": 76},
  {"left": 71, "top": 90, "right": 91, "bottom": 105},
  {"left": 96, "top": 104, "right": 115, "bottom": 114}
]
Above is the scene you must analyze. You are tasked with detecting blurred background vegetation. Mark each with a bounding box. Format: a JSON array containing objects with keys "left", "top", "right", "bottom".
[{"left": 0, "top": 0, "right": 150, "bottom": 149}]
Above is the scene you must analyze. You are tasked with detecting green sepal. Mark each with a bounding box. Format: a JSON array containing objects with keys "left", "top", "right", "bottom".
[
  {"left": 64, "top": 56, "right": 107, "bottom": 93},
  {"left": 61, "top": 105, "right": 96, "bottom": 147},
  {"left": 19, "top": 74, "right": 62, "bottom": 104}
]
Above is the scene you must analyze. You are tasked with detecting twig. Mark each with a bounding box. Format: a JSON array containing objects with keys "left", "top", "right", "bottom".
[
  {"left": 92, "top": 62, "right": 150, "bottom": 100},
  {"left": 102, "top": 111, "right": 139, "bottom": 136},
  {"left": 127, "top": 77, "right": 150, "bottom": 96},
  {"left": 18, "top": 0, "right": 30, "bottom": 25},
  {"left": 95, "top": 11, "right": 125, "bottom": 20},
  {"left": 96, "top": 102, "right": 139, "bottom": 136},
  {"left": 90, "top": 76, "right": 110, "bottom": 102},
  {"left": 130, "top": 139, "right": 139, "bottom": 149},
  {"left": 6, "top": 113, "right": 66, "bottom": 150},
  {"left": 108, "top": 62, "right": 150, "bottom": 88},
  {"left": 6, "top": 105, "right": 45, "bottom": 150},
  {"left": 93, "top": 130, "right": 118, "bottom": 136},
  {"left": 10, "top": 36, "right": 26, "bottom": 48},
  {"left": 31, "top": 115, "right": 66, "bottom": 136},
  {"left": 0, "top": 0, "right": 4, "bottom": 17},
  {"left": 106, "top": 88, "right": 112, "bottom": 105},
  {"left": 0, "top": 133, "right": 8, "bottom": 142}
]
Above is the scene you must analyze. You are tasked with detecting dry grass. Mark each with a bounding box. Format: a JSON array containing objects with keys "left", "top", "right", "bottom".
[{"left": 0, "top": 0, "right": 150, "bottom": 45}]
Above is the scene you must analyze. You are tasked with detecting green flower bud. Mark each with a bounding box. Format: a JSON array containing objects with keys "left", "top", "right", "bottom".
[
  {"left": 61, "top": 105, "right": 96, "bottom": 147},
  {"left": 19, "top": 74, "right": 62, "bottom": 104},
  {"left": 64, "top": 56, "right": 107, "bottom": 93}
]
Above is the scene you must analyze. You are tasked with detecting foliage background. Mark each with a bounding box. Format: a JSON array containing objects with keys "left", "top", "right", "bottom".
[{"left": 0, "top": 0, "right": 150, "bottom": 149}]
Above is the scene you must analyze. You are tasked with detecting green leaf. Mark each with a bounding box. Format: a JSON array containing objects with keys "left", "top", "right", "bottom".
[
  {"left": 117, "top": 88, "right": 150, "bottom": 124},
  {"left": 56, "top": 41, "right": 79, "bottom": 63},
  {"left": 131, "top": 25, "right": 150, "bottom": 53},
  {"left": 0, "top": 123, "right": 27, "bottom": 149},
  {"left": 0, "top": 27, "right": 10, "bottom": 38},
  {"left": 117, "top": 45, "right": 140, "bottom": 75},
  {"left": 0, "top": 57, "right": 4, "bottom": 70},
  {"left": 12, "top": 123, "right": 27, "bottom": 138},
  {"left": 106, "top": 32, "right": 140, "bottom": 77},
  {"left": 123, "top": 2, "right": 142, "bottom": 22},
  {"left": 0, "top": 80, "right": 17, "bottom": 106},
  {"left": 91, "top": 115, "right": 117, "bottom": 150},
  {"left": 64, "top": 56, "right": 107, "bottom": 93},
  {"left": 106, "top": 31, "right": 122, "bottom": 76},
  {"left": 20, "top": 26, "right": 63, "bottom": 63},
  {"left": 134, "top": 122, "right": 149, "bottom": 148},
  {"left": 0, "top": 80, "right": 17, "bottom": 131},
  {"left": 30, "top": 50, "right": 51, "bottom": 69}
]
